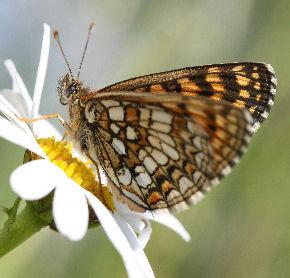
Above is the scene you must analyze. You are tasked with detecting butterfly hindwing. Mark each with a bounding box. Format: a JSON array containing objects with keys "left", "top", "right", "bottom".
[{"left": 81, "top": 92, "right": 252, "bottom": 212}]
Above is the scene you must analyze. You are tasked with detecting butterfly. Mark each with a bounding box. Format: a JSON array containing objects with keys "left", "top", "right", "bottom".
[{"left": 55, "top": 25, "right": 276, "bottom": 213}]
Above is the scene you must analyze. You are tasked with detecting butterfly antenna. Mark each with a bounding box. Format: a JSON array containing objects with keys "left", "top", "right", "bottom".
[
  {"left": 54, "top": 30, "right": 74, "bottom": 80},
  {"left": 77, "top": 21, "right": 96, "bottom": 79}
]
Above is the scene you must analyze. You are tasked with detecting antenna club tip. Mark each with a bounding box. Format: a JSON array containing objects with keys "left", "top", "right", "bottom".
[
  {"left": 89, "top": 21, "right": 96, "bottom": 32},
  {"left": 53, "top": 30, "right": 59, "bottom": 38}
]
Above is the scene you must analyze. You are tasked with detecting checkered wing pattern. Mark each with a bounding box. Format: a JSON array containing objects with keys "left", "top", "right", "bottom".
[
  {"left": 100, "top": 62, "right": 276, "bottom": 133},
  {"left": 81, "top": 92, "right": 252, "bottom": 212}
]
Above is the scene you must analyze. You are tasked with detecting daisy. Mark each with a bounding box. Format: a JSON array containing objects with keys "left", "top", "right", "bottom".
[{"left": 0, "top": 23, "right": 190, "bottom": 277}]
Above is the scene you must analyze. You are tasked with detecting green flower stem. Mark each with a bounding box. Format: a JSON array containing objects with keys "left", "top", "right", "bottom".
[{"left": 0, "top": 202, "right": 49, "bottom": 258}]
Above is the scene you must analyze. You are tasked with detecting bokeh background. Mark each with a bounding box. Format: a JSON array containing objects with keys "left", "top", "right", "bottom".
[{"left": 0, "top": 0, "right": 289, "bottom": 277}]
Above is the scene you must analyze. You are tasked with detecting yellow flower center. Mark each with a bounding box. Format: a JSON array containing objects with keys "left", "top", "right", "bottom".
[{"left": 25, "top": 137, "right": 115, "bottom": 211}]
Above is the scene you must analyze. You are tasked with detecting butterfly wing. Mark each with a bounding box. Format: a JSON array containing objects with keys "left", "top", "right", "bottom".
[
  {"left": 99, "top": 63, "right": 276, "bottom": 133},
  {"left": 82, "top": 92, "right": 252, "bottom": 212}
]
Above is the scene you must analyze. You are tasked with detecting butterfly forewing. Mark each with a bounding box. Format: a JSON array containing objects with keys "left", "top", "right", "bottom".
[
  {"left": 80, "top": 92, "right": 252, "bottom": 212},
  {"left": 99, "top": 62, "right": 276, "bottom": 133}
]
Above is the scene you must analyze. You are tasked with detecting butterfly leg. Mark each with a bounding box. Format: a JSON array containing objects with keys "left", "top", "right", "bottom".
[
  {"left": 61, "top": 131, "right": 68, "bottom": 141},
  {"left": 15, "top": 113, "right": 70, "bottom": 130},
  {"left": 84, "top": 151, "right": 114, "bottom": 213}
]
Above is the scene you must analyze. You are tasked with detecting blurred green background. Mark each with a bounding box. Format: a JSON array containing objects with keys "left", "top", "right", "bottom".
[{"left": 0, "top": 0, "right": 289, "bottom": 277}]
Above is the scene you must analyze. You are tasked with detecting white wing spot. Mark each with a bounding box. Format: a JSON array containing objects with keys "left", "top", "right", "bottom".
[
  {"left": 134, "top": 166, "right": 152, "bottom": 188},
  {"left": 140, "top": 121, "right": 149, "bottom": 129},
  {"left": 158, "top": 132, "right": 175, "bottom": 146},
  {"left": 139, "top": 108, "right": 150, "bottom": 121},
  {"left": 117, "top": 167, "right": 132, "bottom": 186},
  {"left": 144, "top": 156, "right": 158, "bottom": 174},
  {"left": 150, "top": 122, "right": 171, "bottom": 133},
  {"left": 261, "top": 110, "right": 268, "bottom": 118},
  {"left": 112, "top": 138, "right": 126, "bottom": 155},
  {"left": 188, "top": 191, "right": 204, "bottom": 205},
  {"left": 166, "top": 189, "right": 182, "bottom": 202},
  {"left": 179, "top": 176, "right": 194, "bottom": 194},
  {"left": 109, "top": 106, "right": 124, "bottom": 121},
  {"left": 151, "top": 149, "right": 168, "bottom": 165},
  {"left": 192, "top": 171, "right": 202, "bottom": 184},
  {"left": 138, "top": 149, "right": 147, "bottom": 161},
  {"left": 110, "top": 123, "right": 120, "bottom": 134},
  {"left": 152, "top": 110, "right": 173, "bottom": 124},
  {"left": 126, "top": 126, "right": 139, "bottom": 140},
  {"left": 122, "top": 189, "right": 147, "bottom": 207},
  {"left": 221, "top": 165, "right": 231, "bottom": 176},
  {"left": 192, "top": 136, "right": 202, "bottom": 150},
  {"left": 148, "top": 135, "right": 161, "bottom": 149},
  {"left": 161, "top": 142, "right": 179, "bottom": 160},
  {"left": 101, "top": 100, "right": 119, "bottom": 107},
  {"left": 268, "top": 99, "right": 274, "bottom": 106},
  {"left": 195, "top": 152, "right": 205, "bottom": 168}
]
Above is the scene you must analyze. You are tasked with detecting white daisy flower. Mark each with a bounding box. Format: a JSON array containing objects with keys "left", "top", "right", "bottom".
[{"left": 0, "top": 23, "right": 190, "bottom": 278}]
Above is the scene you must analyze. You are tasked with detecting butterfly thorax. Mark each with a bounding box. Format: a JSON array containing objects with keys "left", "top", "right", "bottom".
[{"left": 57, "top": 73, "right": 94, "bottom": 153}]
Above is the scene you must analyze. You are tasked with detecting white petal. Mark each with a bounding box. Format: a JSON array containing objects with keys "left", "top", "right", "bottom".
[
  {"left": 53, "top": 178, "right": 88, "bottom": 241},
  {"left": 0, "top": 89, "right": 30, "bottom": 119},
  {"left": 113, "top": 199, "right": 152, "bottom": 248},
  {"left": 145, "top": 212, "right": 191, "bottom": 242},
  {"left": 0, "top": 116, "right": 47, "bottom": 158},
  {"left": 33, "top": 119, "right": 63, "bottom": 141},
  {"left": 0, "top": 94, "right": 33, "bottom": 136},
  {"left": 31, "top": 23, "right": 50, "bottom": 120},
  {"left": 85, "top": 192, "right": 155, "bottom": 278},
  {"left": 112, "top": 214, "right": 141, "bottom": 250},
  {"left": 114, "top": 213, "right": 152, "bottom": 249},
  {"left": 114, "top": 197, "right": 190, "bottom": 242},
  {"left": 136, "top": 219, "right": 151, "bottom": 250},
  {"left": 4, "top": 60, "right": 18, "bottom": 92},
  {"left": 0, "top": 90, "right": 62, "bottom": 141},
  {"left": 133, "top": 247, "right": 155, "bottom": 278},
  {"left": 113, "top": 214, "right": 154, "bottom": 277},
  {"left": 121, "top": 214, "right": 147, "bottom": 233},
  {"left": 4, "top": 60, "right": 32, "bottom": 115},
  {"left": 10, "top": 160, "right": 62, "bottom": 200}
]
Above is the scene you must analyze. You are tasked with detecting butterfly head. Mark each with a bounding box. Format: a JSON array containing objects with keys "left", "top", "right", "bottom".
[
  {"left": 54, "top": 23, "right": 96, "bottom": 106},
  {"left": 57, "top": 73, "right": 82, "bottom": 105}
]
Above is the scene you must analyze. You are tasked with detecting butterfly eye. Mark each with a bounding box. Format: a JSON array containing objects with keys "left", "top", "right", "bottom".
[
  {"left": 57, "top": 75, "right": 69, "bottom": 105},
  {"left": 66, "top": 84, "right": 77, "bottom": 98}
]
